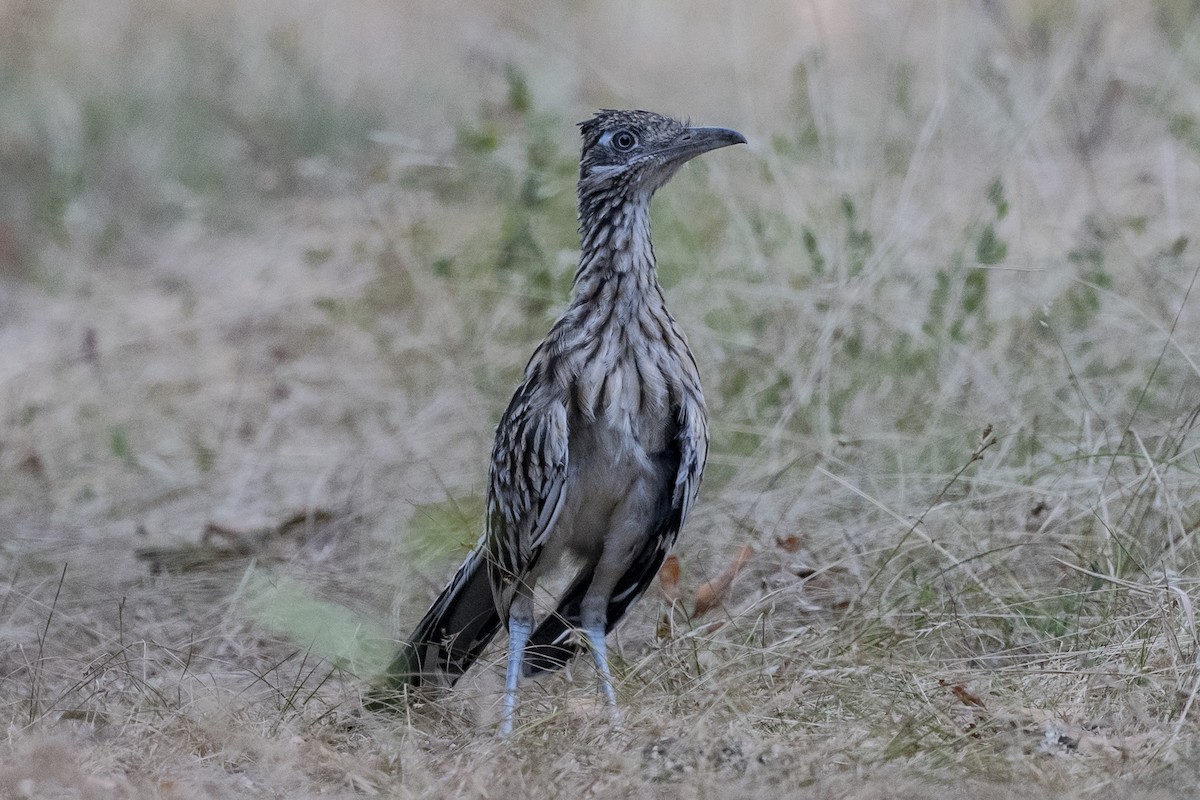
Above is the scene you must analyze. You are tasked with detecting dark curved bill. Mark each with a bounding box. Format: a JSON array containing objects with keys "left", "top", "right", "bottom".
[{"left": 658, "top": 126, "right": 747, "bottom": 163}]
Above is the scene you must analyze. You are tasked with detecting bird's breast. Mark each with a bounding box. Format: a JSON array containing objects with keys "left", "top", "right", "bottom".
[{"left": 568, "top": 347, "right": 672, "bottom": 439}]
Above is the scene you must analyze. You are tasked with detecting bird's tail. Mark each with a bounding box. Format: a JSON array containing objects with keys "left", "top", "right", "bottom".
[{"left": 366, "top": 547, "right": 503, "bottom": 711}]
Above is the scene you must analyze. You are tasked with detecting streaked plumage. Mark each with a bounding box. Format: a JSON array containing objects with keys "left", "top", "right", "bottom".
[{"left": 368, "top": 110, "right": 745, "bottom": 734}]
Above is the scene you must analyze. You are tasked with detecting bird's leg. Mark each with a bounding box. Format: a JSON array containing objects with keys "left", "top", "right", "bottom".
[
  {"left": 501, "top": 593, "right": 534, "bottom": 736},
  {"left": 580, "top": 588, "right": 622, "bottom": 725},
  {"left": 581, "top": 620, "right": 620, "bottom": 724}
]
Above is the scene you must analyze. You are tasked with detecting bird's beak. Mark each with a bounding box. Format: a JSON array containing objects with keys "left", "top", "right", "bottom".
[{"left": 658, "top": 126, "right": 747, "bottom": 164}]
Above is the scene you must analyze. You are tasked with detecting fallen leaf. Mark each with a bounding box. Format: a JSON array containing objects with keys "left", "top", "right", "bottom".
[
  {"left": 951, "top": 684, "right": 986, "bottom": 708},
  {"left": 775, "top": 535, "right": 802, "bottom": 552},
  {"left": 658, "top": 554, "right": 681, "bottom": 604},
  {"left": 939, "top": 679, "right": 986, "bottom": 708},
  {"left": 693, "top": 544, "right": 754, "bottom": 617}
]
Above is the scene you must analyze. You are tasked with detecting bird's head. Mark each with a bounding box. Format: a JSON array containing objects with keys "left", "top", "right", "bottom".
[{"left": 577, "top": 110, "right": 745, "bottom": 204}]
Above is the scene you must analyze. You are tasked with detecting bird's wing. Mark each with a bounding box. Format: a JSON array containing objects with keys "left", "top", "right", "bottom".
[
  {"left": 607, "top": 393, "right": 708, "bottom": 615},
  {"left": 522, "top": 395, "right": 708, "bottom": 675},
  {"left": 671, "top": 393, "right": 709, "bottom": 530},
  {"left": 484, "top": 381, "right": 570, "bottom": 614}
]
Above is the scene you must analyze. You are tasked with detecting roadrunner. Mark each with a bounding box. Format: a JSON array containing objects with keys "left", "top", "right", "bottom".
[{"left": 370, "top": 110, "right": 745, "bottom": 734}]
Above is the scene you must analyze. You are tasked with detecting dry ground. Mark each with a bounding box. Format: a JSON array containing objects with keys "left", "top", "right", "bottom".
[{"left": 3, "top": 1, "right": 1200, "bottom": 797}]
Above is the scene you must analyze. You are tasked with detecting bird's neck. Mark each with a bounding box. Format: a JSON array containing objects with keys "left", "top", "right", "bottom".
[{"left": 570, "top": 192, "right": 663, "bottom": 311}]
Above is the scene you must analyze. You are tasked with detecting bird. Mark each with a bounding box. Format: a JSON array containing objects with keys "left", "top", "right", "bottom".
[{"left": 368, "top": 109, "right": 745, "bottom": 734}]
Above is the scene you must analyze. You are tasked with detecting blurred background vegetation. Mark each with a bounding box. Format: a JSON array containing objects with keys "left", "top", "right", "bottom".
[{"left": 2, "top": 0, "right": 1200, "bottom": 795}]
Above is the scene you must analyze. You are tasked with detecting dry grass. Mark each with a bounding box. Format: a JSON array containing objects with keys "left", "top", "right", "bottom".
[{"left": 3, "top": 0, "right": 1200, "bottom": 797}]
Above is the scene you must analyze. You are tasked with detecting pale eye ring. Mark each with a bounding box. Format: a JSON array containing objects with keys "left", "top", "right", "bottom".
[{"left": 611, "top": 130, "right": 638, "bottom": 152}]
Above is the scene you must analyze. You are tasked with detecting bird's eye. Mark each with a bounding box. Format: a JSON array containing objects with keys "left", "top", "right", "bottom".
[{"left": 611, "top": 130, "right": 638, "bottom": 152}]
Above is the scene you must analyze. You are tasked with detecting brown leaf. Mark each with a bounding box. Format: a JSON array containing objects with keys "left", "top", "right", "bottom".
[
  {"left": 692, "top": 544, "right": 754, "bottom": 617},
  {"left": 658, "top": 554, "right": 681, "bottom": 604},
  {"left": 945, "top": 686, "right": 984, "bottom": 710},
  {"left": 775, "top": 534, "right": 802, "bottom": 552}
]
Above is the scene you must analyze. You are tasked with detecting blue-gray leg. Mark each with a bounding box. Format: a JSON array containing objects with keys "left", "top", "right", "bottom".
[
  {"left": 582, "top": 622, "right": 621, "bottom": 723},
  {"left": 573, "top": 480, "right": 661, "bottom": 726},
  {"left": 500, "top": 615, "right": 531, "bottom": 736}
]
